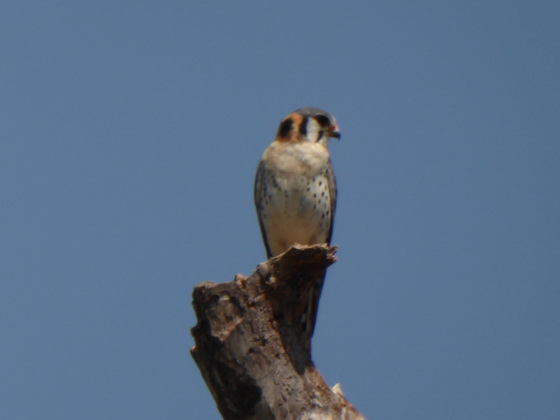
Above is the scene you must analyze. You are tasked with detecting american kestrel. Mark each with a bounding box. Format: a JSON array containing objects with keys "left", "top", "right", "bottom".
[{"left": 254, "top": 107, "right": 340, "bottom": 345}]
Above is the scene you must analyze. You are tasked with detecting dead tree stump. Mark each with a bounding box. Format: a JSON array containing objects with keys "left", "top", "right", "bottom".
[{"left": 191, "top": 244, "right": 365, "bottom": 420}]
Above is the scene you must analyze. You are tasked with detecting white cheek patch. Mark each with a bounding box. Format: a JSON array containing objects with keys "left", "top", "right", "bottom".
[{"left": 304, "top": 118, "right": 323, "bottom": 143}]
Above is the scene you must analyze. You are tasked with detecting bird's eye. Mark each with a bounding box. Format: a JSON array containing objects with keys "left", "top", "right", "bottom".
[{"left": 314, "top": 115, "right": 330, "bottom": 127}]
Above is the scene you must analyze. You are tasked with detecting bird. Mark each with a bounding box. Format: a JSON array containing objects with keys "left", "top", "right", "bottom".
[{"left": 254, "top": 107, "right": 340, "bottom": 347}]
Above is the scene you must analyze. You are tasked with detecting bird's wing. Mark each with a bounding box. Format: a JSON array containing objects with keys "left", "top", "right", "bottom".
[
  {"left": 303, "top": 159, "right": 337, "bottom": 350},
  {"left": 325, "top": 158, "right": 337, "bottom": 245},
  {"left": 254, "top": 160, "right": 273, "bottom": 259}
]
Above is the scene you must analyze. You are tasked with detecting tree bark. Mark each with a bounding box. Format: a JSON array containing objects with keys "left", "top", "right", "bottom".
[{"left": 191, "top": 244, "right": 366, "bottom": 420}]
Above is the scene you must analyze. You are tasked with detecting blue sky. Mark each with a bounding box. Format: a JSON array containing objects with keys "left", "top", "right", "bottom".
[{"left": 2, "top": 1, "right": 559, "bottom": 419}]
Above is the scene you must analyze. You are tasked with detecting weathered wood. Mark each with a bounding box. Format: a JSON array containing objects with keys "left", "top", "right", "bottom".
[{"left": 191, "top": 245, "right": 366, "bottom": 420}]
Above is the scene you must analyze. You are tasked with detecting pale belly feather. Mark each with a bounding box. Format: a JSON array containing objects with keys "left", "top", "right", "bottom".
[{"left": 261, "top": 172, "right": 332, "bottom": 257}]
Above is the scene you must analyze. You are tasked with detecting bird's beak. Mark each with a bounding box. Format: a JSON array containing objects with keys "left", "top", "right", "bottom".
[{"left": 330, "top": 127, "right": 341, "bottom": 140}]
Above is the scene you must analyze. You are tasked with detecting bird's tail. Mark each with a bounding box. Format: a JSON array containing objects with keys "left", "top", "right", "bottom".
[{"left": 301, "top": 269, "right": 326, "bottom": 353}]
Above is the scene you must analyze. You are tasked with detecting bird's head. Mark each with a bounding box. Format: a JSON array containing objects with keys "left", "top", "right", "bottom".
[{"left": 275, "top": 107, "right": 341, "bottom": 144}]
